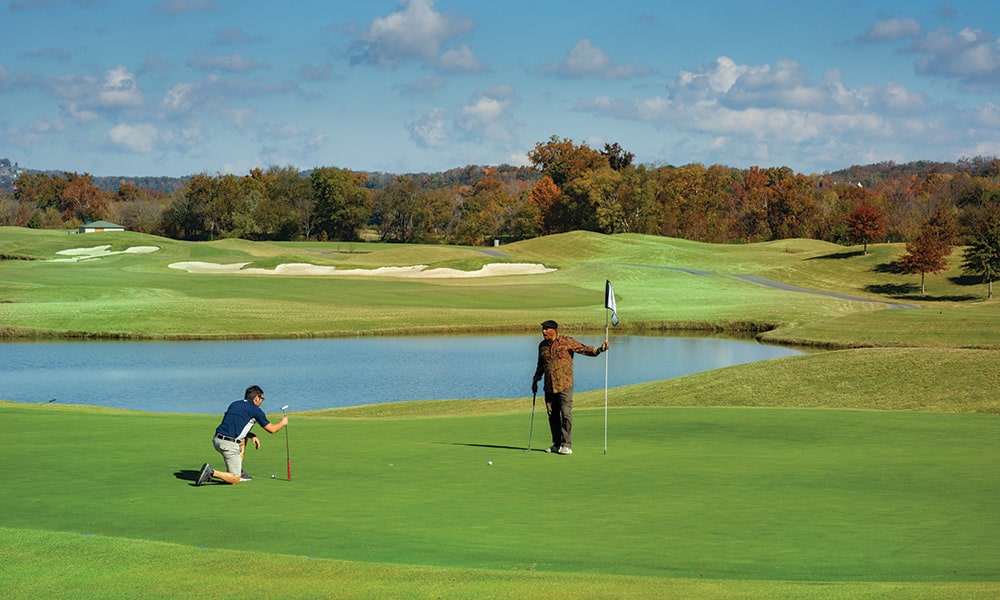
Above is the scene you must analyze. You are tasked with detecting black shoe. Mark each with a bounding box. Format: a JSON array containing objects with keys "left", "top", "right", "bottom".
[
  {"left": 196, "top": 463, "right": 213, "bottom": 486},
  {"left": 240, "top": 470, "right": 253, "bottom": 482}
]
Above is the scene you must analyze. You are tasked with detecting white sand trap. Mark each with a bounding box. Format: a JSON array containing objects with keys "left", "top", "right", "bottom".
[
  {"left": 167, "top": 261, "right": 555, "bottom": 278},
  {"left": 50, "top": 245, "right": 160, "bottom": 262}
]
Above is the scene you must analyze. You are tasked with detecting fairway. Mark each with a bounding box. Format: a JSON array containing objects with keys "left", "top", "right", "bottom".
[{"left": 2, "top": 402, "right": 997, "bottom": 597}]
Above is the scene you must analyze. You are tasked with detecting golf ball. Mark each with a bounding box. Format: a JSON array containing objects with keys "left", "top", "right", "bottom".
[
  {"left": 488, "top": 461, "right": 493, "bottom": 466},
  {"left": 271, "top": 474, "right": 275, "bottom": 478}
]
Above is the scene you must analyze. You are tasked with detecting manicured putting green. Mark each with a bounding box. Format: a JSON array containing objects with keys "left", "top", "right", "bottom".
[{"left": 2, "top": 404, "right": 996, "bottom": 585}]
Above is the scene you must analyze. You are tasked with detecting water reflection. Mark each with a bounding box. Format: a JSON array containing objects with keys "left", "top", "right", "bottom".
[{"left": 0, "top": 335, "right": 802, "bottom": 414}]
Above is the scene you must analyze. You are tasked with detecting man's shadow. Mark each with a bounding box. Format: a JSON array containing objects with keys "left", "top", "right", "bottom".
[{"left": 174, "top": 469, "right": 202, "bottom": 485}]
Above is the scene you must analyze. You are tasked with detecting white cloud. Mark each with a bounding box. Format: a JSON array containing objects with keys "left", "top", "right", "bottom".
[
  {"left": 160, "top": 80, "right": 200, "bottom": 114},
  {"left": 65, "top": 101, "right": 100, "bottom": 123},
  {"left": 107, "top": 122, "right": 157, "bottom": 153},
  {"left": 456, "top": 86, "right": 516, "bottom": 142},
  {"left": 150, "top": 0, "right": 217, "bottom": 16},
  {"left": 188, "top": 52, "right": 268, "bottom": 73},
  {"left": 399, "top": 75, "right": 445, "bottom": 95},
  {"left": 407, "top": 86, "right": 518, "bottom": 149},
  {"left": 858, "top": 18, "right": 921, "bottom": 41},
  {"left": 439, "top": 43, "right": 485, "bottom": 73},
  {"left": 541, "top": 38, "right": 654, "bottom": 80},
  {"left": 408, "top": 108, "right": 450, "bottom": 148},
  {"left": 975, "top": 102, "right": 1000, "bottom": 127},
  {"left": 98, "top": 65, "right": 143, "bottom": 107},
  {"left": 350, "top": 0, "right": 478, "bottom": 72},
  {"left": 574, "top": 55, "right": 946, "bottom": 171},
  {"left": 888, "top": 24, "right": 1000, "bottom": 89}
]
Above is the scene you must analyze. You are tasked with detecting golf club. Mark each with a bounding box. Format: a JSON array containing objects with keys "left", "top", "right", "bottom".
[
  {"left": 281, "top": 405, "right": 291, "bottom": 480},
  {"left": 525, "top": 392, "right": 536, "bottom": 452}
]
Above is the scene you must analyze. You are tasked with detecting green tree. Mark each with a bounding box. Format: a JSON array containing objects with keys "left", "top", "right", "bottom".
[
  {"left": 601, "top": 142, "right": 634, "bottom": 171},
  {"left": 258, "top": 165, "right": 313, "bottom": 240},
  {"left": 372, "top": 177, "right": 424, "bottom": 242},
  {"left": 961, "top": 209, "right": 1000, "bottom": 299},
  {"left": 162, "top": 173, "right": 215, "bottom": 240},
  {"left": 571, "top": 166, "right": 655, "bottom": 234},
  {"left": 310, "top": 167, "right": 371, "bottom": 241}
]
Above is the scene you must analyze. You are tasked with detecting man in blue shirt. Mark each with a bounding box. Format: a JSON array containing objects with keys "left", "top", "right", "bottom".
[{"left": 196, "top": 385, "right": 288, "bottom": 486}]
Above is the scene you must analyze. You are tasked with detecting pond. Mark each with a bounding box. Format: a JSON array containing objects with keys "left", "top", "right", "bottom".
[{"left": 0, "top": 335, "right": 803, "bottom": 414}]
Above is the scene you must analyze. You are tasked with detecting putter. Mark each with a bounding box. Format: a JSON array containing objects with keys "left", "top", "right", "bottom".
[
  {"left": 281, "top": 405, "right": 291, "bottom": 481},
  {"left": 524, "top": 392, "right": 536, "bottom": 452}
]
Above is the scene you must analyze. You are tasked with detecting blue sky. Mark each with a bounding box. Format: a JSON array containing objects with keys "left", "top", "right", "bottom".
[{"left": 3, "top": 0, "right": 1000, "bottom": 177}]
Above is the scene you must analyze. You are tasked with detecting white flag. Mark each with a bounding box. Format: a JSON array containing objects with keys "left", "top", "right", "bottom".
[{"left": 605, "top": 280, "right": 618, "bottom": 326}]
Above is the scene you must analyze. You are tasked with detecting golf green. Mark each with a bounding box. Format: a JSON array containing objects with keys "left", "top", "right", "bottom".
[{"left": 2, "top": 403, "right": 996, "bottom": 584}]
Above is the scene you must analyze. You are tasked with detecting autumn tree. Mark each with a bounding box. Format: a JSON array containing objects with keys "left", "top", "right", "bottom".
[
  {"left": 845, "top": 203, "right": 887, "bottom": 255},
  {"left": 452, "top": 172, "right": 539, "bottom": 245},
  {"left": 528, "top": 176, "right": 564, "bottom": 234},
  {"left": 961, "top": 208, "right": 1000, "bottom": 299},
  {"left": 59, "top": 172, "right": 109, "bottom": 224},
  {"left": 14, "top": 172, "right": 65, "bottom": 209},
  {"left": 896, "top": 227, "right": 952, "bottom": 295},
  {"left": 730, "top": 166, "right": 774, "bottom": 241},
  {"left": 528, "top": 135, "right": 605, "bottom": 188},
  {"left": 769, "top": 173, "right": 820, "bottom": 239}
]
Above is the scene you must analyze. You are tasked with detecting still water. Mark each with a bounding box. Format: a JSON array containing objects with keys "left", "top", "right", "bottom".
[{"left": 0, "top": 335, "right": 802, "bottom": 414}]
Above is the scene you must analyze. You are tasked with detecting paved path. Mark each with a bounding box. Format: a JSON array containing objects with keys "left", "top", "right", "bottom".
[{"left": 623, "top": 263, "right": 921, "bottom": 309}]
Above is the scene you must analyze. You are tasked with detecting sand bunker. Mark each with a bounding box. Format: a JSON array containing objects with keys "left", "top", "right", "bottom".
[
  {"left": 167, "top": 261, "right": 555, "bottom": 278},
  {"left": 50, "top": 245, "right": 160, "bottom": 262}
]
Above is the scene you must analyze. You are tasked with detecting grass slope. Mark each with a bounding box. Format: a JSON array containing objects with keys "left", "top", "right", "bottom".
[
  {"left": 1, "top": 399, "right": 997, "bottom": 599},
  {"left": 3, "top": 227, "right": 997, "bottom": 347},
  {"left": 2, "top": 227, "right": 998, "bottom": 598}
]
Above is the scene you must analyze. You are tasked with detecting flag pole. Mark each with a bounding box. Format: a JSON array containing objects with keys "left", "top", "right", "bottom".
[
  {"left": 604, "top": 306, "right": 609, "bottom": 455},
  {"left": 603, "top": 279, "right": 617, "bottom": 456}
]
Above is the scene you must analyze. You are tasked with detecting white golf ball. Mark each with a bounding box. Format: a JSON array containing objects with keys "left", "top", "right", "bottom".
[
  {"left": 271, "top": 474, "right": 275, "bottom": 478},
  {"left": 488, "top": 460, "right": 493, "bottom": 466}
]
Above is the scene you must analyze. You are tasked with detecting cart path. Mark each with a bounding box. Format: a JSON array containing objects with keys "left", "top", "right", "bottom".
[{"left": 622, "top": 264, "right": 921, "bottom": 309}]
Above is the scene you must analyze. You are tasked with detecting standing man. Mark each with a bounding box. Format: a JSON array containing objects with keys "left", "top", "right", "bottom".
[
  {"left": 532, "top": 320, "right": 608, "bottom": 455},
  {"left": 196, "top": 385, "right": 288, "bottom": 486}
]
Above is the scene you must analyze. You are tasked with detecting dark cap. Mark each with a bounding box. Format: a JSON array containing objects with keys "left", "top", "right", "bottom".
[{"left": 541, "top": 320, "right": 558, "bottom": 330}]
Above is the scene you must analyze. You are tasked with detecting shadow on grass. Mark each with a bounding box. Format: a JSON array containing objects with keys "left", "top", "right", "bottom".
[
  {"left": 865, "top": 283, "right": 920, "bottom": 296},
  {"left": 174, "top": 469, "right": 200, "bottom": 485},
  {"left": 949, "top": 274, "right": 985, "bottom": 286},
  {"left": 444, "top": 442, "right": 543, "bottom": 452},
  {"left": 872, "top": 261, "right": 903, "bottom": 274},
  {"left": 806, "top": 250, "right": 866, "bottom": 260},
  {"left": 862, "top": 283, "right": 979, "bottom": 302}
]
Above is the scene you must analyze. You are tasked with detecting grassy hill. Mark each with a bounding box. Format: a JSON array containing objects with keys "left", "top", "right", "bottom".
[
  {"left": 1, "top": 227, "right": 997, "bottom": 347},
  {"left": 1, "top": 226, "right": 997, "bottom": 598}
]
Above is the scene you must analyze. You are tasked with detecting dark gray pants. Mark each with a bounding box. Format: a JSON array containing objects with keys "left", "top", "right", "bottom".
[{"left": 545, "top": 387, "right": 573, "bottom": 448}]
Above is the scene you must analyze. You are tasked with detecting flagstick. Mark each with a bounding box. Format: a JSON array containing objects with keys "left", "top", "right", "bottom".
[{"left": 603, "top": 314, "right": 609, "bottom": 455}]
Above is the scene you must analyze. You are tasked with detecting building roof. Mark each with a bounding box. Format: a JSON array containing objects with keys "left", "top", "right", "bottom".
[{"left": 82, "top": 221, "right": 125, "bottom": 229}]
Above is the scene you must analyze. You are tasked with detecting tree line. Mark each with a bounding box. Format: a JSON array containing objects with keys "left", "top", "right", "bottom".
[{"left": 2, "top": 137, "right": 998, "bottom": 295}]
